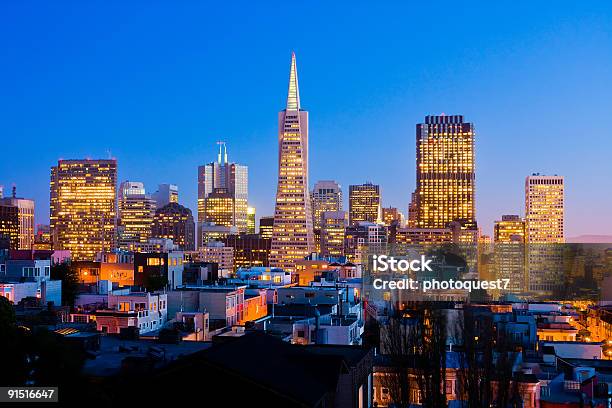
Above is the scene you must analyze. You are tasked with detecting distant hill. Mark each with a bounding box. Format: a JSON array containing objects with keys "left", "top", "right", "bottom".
[{"left": 567, "top": 235, "right": 612, "bottom": 243}]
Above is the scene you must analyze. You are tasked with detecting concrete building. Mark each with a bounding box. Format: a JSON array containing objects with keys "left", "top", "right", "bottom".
[{"left": 197, "top": 241, "right": 234, "bottom": 276}]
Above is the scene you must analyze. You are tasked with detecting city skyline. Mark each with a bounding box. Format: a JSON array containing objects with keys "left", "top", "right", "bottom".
[{"left": 2, "top": 2, "right": 612, "bottom": 238}]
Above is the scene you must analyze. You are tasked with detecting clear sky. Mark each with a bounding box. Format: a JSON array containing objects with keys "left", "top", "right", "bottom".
[{"left": 1, "top": 1, "right": 611, "bottom": 238}]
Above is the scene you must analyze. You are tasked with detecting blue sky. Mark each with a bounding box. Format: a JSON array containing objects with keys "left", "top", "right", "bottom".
[{"left": 1, "top": 1, "right": 611, "bottom": 237}]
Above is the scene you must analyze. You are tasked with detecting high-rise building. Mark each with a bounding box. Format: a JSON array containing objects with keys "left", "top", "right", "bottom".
[
  {"left": 525, "top": 175, "right": 564, "bottom": 295},
  {"left": 151, "top": 202, "right": 195, "bottom": 251},
  {"left": 0, "top": 204, "right": 18, "bottom": 249},
  {"left": 0, "top": 187, "right": 34, "bottom": 249},
  {"left": 221, "top": 234, "right": 271, "bottom": 270},
  {"left": 525, "top": 175, "right": 564, "bottom": 243},
  {"left": 34, "top": 224, "right": 51, "bottom": 250},
  {"left": 259, "top": 216, "right": 274, "bottom": 240},
  {"left": 349, "top": 183, "right": 381, "bottom": 225},
  {"left": 344, "top": 222, "right": 387, "bottom": 263},
  {"left": 198, "top": 142, "right": 248, "bottom": 239},
  {"left": 382, "top": 206, "right": 404, "bottom": 227},
  {"left": 117, "top": 181, "right": 156, "bottom": 250},
  {"left": 415, "top": 115, "right": 476, "bottom": 230},
  {"left": 247, "top": 206, "right": 256, "bottom": 234},
  {"left": 152, "top": 184, "right": 179, "bottom": 209},
  {"left": 320, "top": 211, "right": 347, "bottom": 258},
  {"left": 50, "top": 159, "right": 117, "bottom": 260},
  {"left": 311, "top": 180, "right": 342, "bottom": 230},
  {"left": 493, "top": 215, "right": 526, "bottom": 293},
  {"left": 494, "top": 215, "right": 526, "bottom": 243},
  {"left": 270, "top": 52, "right": 314, "bottom": 271}
]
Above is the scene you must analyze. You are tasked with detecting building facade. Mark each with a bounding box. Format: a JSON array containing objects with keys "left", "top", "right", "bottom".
[
  {"left": 197, "top": 143, "right": 249, "bottom": 242},
  {"left": 525, "top": 174, "right": 564, "bottom": 243},
  {"left": 50, "top": 159, "right": 117, "bottom": 260},
  {"left": 321, "top": 211, "right": 347, "bottom": 258},
  {"left": 415, "top": 115, "right": 476, "bottom": 231},
  {"left": 270, "top": 52, "right": 314, "bottom": 271},
  {"left": 0, "top": 188, "right": 34, "bottom": 250},
  {"left": 151, "top": 184, "right": 178, "bottom": 209},
  {"left": 117, "top": 181, "right": 156, "bottom": 250},
  {"left": 349, "top": 183, "right": 381, "bottom": 225},
  {"left": 151, "top": 202, "right": 195, "bottom": 251}
]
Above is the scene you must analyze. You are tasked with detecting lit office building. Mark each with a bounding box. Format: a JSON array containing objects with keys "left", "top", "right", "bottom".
[
  {"left": 270, "top": 52, "right": 314, "bottom": 271},
  {"left": 259, "top": 216, "right": 274, "bottom": 240},
  {"left": 197, "top": 241, "right": 234, "bottom": 275},
  {"left": 494, "top": 215, "right": 526, "bottom": 243},
  {"left": 198, "top": 142, "right": 248, "bottom": 239},
  {"left": 0, "top": 204, "right": 19, "bottom": 249},
  {"left": 344, "top": 222, "right": 387, "bottom": 263},
  {"left": 50, "top": 159, "right": 117, "bottom": 260},
  {"left": 493, "top": 215, "right": 526, "bottom": 294},
  {"left": 311, "top": 180, "right": 342, "bottom": 229},
  {"left": 349, "top": 183, "right": 381, "bottom": 225},
  {"left": 525, "top": 175, "right": 564, "bottom": 243},
  {"left": 247, "top": 207, "right": 256, "bottom": 234},
  {"left": 0, "top": 187, "right": 34, "bottom": 249},
  {"left": 152, "top": 184, "right": 179, "bottom": 209},
  {"left": 221, "top": 234, "right": 271, "bottom": 270},
  {"left": 202, "top": 187, "right": 247, "bottom": 232},
  {"left": 320, "top": 211, "right": 347, "bottom": 258},
  {"left": 415, "top": 115, "right": 476, "bottom": 231},
  {"left": 382, "top": 206, "right": 404, "bottom": 227},
  {"left": 117, "top": 181, "right": 156, "bottom": 250},
  {"left": 524, "top": 175, "right": 565, "bottom": 295},
  {"left": 151, "top": 202, "right": 195, "bottom": 251},
  {"left": 34, "top": 224, "right": 52, "bottom": 250}
]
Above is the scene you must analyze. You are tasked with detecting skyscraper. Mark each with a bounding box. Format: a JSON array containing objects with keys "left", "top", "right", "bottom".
[
  {"left": 415, "top": 115, "right": 476, "bottom": 231},
  {"left": 0, "top": 203, "right": 18, "bottom": 249},
  {"left": 311, "top": 180, "right": 343, "bottom": 230},
  {"left": 382, "top": 206, "right": 404, "bottom": 227},
  {"left": 494, "top": 215, "right": 526, "bottom": 243},
  {"left": 247, "top": 206, "right": 256, "bottom": 234},
  {"left": 524, "top": 175, "right": 564, "bottom": 295},
  {"left": 259, "top": 216, "right": 274, "bottom": 240},
  {"left": 348, "top": 183, "right": 381, "bottom": 225},
  {"left": 152, "top": 184, "right": 179, "bottom": 209},
  {"left": 50, "top": 159, "right": 117, "bottom": 260},
  {"left": 525, "top": 174, "right": 564, "bottom": 243},
  {"left": 493, "top": 215, "right": 526, "bottom": 293},
  {"left": 320, "top": 211, "right": 347, "bottom": 258},
  {"left": 151, "top": 202, "right": 195, "bottom": 251},
  {"left": 198, "top": 142, "right": 248, "bottom": 238},
  {"left": 117, "top": 181, "right": 156, "bottom": 250},
  {"left": 270, "top": 52, "right": 314, "bottom": 271},
  {"left": 0, "top": 187, "right": 34, "bottom": 249}
]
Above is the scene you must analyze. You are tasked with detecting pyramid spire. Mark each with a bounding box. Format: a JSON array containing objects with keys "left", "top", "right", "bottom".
[{"left": 286, "top": 52, "right": 300, "bottom": 111}]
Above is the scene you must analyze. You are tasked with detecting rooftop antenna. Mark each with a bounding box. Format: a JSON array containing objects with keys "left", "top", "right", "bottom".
[{"left": 216, "top": 141, "right": 227, "bottom": 164}]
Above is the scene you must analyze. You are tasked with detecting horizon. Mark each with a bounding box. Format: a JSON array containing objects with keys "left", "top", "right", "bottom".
[{"left": 1, "top": 1, "right": 612, "bottom": 238}]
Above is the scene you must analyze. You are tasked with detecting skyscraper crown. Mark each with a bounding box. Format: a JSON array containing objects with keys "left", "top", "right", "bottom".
[{"left": 286, "top": 52, "right": 300, "bottom": 111}]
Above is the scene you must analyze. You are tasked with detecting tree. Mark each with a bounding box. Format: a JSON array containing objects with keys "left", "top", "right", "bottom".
[
  {"left": 379, "top": 302, "right": 447, "bottom": 408},
  {"left": 51, "top": 262, "right": 79, "bottom": 308}
]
